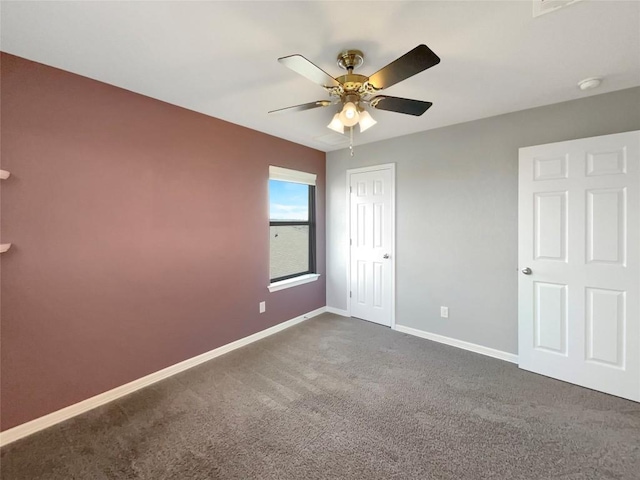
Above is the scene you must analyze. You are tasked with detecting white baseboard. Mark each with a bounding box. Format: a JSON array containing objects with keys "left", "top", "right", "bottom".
[
  {"left": 394, "top": 324, "right": 518, "bottom": 364},
  {"left": 0, "top": 306, "right": 327, "bottom": 447},
  {"left": 325, "top": 306, "right": 350, "bottom": 317}
]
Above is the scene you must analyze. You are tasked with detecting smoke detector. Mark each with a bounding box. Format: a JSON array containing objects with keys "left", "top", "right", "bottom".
[
  {"left": 578, "top": 77, "right": 602, "bottom": 91},
  {"left": 533, "top": 0, "right": 584, "bottom": 17}
]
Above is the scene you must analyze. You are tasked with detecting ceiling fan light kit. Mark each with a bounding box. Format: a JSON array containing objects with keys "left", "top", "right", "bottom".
[
  {"left": 339, "top": 101, "right": 360, "bottom": 127},
  {"left": 270, "top": 44, "right": 440, "bottom": 154},
  {"left": 358, "top": 110, "right": 377, "bottom": 133},
  {"left": 327, "top": 114, "right": 345, "bottom": 134}
]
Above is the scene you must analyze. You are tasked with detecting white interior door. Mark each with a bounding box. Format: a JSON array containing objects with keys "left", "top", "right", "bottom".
[
  {"left": 518, "top": 131, "right": 639, "bottom": 401},
  {"left": 349, "top": 165, "right": 394, "bottom": 327}
]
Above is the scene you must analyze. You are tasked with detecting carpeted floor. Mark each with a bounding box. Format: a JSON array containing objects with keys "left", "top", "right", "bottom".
[{"left": 2, "top": 313, "right": 639, "bottom": 479}]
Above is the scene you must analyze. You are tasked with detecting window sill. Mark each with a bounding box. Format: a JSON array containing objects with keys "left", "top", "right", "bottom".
[{"left": 268, "top": 274, "right": 321, "bottom": 293}]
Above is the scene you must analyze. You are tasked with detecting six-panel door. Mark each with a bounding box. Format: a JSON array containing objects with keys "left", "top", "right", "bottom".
[
  {"left": 518, "top": 131, "right": 639, "bottom": 401},
  {"left": 349, "top": 168, "right": 393, "bottom": 326}
]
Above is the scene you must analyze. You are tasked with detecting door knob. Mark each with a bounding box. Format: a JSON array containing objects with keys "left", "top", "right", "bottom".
[
  {"left": 521, "top": 267, "right": 532, "bottom": 275},
  {"left": 383, "top": 254, "right": 390, "bottom": 259}
]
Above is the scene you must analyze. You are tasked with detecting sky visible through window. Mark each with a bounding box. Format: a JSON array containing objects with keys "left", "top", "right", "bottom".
[{"left": 269, "top": 180, "right": 309, "bottom": 221}]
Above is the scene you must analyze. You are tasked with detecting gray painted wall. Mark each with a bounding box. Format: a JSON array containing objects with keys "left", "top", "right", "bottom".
[{"left": 326, "top": 87, "right": 640, "bottom": 355}]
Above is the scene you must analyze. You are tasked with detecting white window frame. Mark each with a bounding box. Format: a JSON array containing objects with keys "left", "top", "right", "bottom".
[{"left": 268, "top": 166, "right": 320, "bottom": 292}]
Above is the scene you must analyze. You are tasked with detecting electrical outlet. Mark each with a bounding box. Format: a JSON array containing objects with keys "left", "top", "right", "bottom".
[
  {"left": 259, "top": 301, "right": 266, "bottom": 313},
  {"left": 440, "top": 306, "right": 449, "bottom": 318}
]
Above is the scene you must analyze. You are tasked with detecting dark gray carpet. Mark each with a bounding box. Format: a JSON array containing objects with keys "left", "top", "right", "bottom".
[{"left": 2, "top": 314, "right": 639, "bottom": 479}]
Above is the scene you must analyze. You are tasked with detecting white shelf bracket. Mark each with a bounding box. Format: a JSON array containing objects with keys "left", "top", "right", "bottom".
[{"left": 1, "top": 170, "right": 13, "bottom": 251}]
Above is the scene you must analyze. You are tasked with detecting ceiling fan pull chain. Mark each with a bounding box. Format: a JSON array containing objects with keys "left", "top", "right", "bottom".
[{"left": 349, "top": 126, "right": 354, "bottom": 157}]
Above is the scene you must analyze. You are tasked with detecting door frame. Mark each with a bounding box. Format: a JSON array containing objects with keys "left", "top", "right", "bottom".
[{"left": 346, "top": 163, "right": 396, "bottom": 328}]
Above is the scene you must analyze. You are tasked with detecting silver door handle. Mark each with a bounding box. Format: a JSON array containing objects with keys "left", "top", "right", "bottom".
[
  {"left": 521, "top": 267, "right": 532, "bottom": 275},
  {"left": 383, "top": 254, "right": 390, "bottom": 259}
]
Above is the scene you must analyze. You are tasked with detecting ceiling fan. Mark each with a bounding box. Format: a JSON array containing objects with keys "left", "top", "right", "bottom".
[{"left": 269, "top": 44, "right": 441, "bottom": 135}]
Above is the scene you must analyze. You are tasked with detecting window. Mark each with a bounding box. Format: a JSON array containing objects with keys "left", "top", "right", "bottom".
[{"left": 268, "top": 166, "right": 318, "bottom": 289}]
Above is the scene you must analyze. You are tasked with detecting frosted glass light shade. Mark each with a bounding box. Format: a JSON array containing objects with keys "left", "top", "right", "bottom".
[
  {"left": 358, "top": 110, "right": 377, "bottom": 132},
  {"left": 327, "top": 113, "right": 344, "bottom": 134},
  {"left": 339, "top": 102, "right": 359, "bottom": 127}
]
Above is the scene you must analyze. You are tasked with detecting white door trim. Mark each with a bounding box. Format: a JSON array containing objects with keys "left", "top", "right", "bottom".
[{"left": 346, "top": 163, "right": 396, "bottom": 328}]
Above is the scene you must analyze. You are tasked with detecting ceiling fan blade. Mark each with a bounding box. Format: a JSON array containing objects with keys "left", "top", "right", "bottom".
[
  {"left": 269, "top": 100, "right": 332, "bottom": 114},
  {"left": 368, "top": 45, "right": 440, "bottom": 90},
  {"left": 278, "top": 55, "right": 341, "bottom": 88},
  {"left": 370, "top": 96, "right": 433, "bottom": 116}
]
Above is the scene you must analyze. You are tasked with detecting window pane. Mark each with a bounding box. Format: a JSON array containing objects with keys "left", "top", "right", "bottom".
[
  {"left": 270, "top": 225, "right": 309, "bottom": 279},
  {"left": 269, "top": 180, "right": 309, "bottom": 221}
]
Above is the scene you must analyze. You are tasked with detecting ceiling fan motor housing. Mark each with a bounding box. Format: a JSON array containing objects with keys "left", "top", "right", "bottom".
[{"left": 336, "top": 74, "right": 369, "bottom": 95}]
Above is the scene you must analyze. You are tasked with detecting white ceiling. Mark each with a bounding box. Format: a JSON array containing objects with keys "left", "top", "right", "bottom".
[{"left": 2, "top": 1, "right": 639, "bottom": 152}]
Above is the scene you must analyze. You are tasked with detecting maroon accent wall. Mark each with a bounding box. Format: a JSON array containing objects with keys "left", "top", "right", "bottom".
[{"left": 0, "top": 53, "right": 326, "bottom": 431}]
